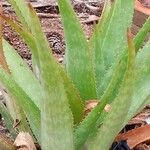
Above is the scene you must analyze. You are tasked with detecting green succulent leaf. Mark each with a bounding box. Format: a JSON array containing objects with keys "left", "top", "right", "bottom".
[
  {"left": 92, "top": 0, "right": 134, "bottom": 98},
  {"left": 28, "top": 5, "right": 74, "bottom": 150},
  {"left": 0, "top": 103, "right": 16, "bottom": 138},
  {"left": 58, "top": 0, "right": 97, "bottom": 100},
  {"left": 0, "top": 14, "right": 84, "bottom": 124},
  {"left": 0, "top": 67, "right": 40, "bottom": 143},
  {"left": 125, "top": 41, "right": 150, "bottom": 122},
  {"left": 1, "top": 1, "right": 150, "bottom": 150},
  {"left": 3, "top": 90, "right": 34, "bottom": 137},
  {"left": 89, "top": 0, "right": 112, "bottom": 96},
  {"left": 134, "top": 16, "right": 150, "bottom": 51},
  {"left": 74, "top": 47, "right": 128, "bottom": 150},
  {"left": 89, "top": 32, "right": 135, "bottom": 150},
  {"left": 2, "top": 39, "right": 42, "bottom": 109},
  {"left": 7, "top": 0, "right": 43, "bottom": 77},
  {"left": 0, "top": 13, "right": 35, "bottom": 138},
  {"left": 8, "top": 0, "right": 31, "bottom": 30}
]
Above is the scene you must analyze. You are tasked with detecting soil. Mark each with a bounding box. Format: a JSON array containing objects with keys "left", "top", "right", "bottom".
[
  {"left": 1, "top": 0, "right": 103, "bottom": 66},
  {"left": 0, "top": 0, "right": 150, "bottom": 150}
]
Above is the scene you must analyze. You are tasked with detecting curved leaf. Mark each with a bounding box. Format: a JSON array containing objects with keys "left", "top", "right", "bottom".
[
  {"left": 0, "top": 14, "right": 84, "bottom": 124},
  {"left": 3, "top": 39, "right": 42, "bottom": 109},
  {"left": 126, "top": 41, "right": 150, "bottom": 122},
  {"left": 28, "top": 5, "right": 74, "bottom": 150},
  {"left": 89, "top": 32, "right": 135, "bottom": 150},
  {"left": 91, "top": 0, "right": 134, "bottom": 98},
  {"left": 0, "top": 68, "right": 40, "bottom": 143},
  {"left": 58, "top": 0, "right": 97, "bottom": 100},
  {"left": 74, "top": 51, "right": 128, "bottom": 150}
]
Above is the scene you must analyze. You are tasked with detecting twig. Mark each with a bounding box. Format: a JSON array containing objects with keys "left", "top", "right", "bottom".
[
  {"left": 81, "top": 15, "right": 99, "bottom": 24},
  {"left": 37, "top": 13, "right": 59, "bottom": 18}
]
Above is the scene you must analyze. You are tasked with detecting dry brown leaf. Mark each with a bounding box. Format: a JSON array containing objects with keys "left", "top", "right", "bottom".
[
  {"left": 116, "top": 125, "right": 150, "bottom": 149},
  {"left": 14, "top": 132, "right": 37, "bottom": 150},
  {"left": 135, "top": 0, "right": 150, "bottom": 15},
  {"left": 128, "top": 107, "right": 150, "bottom": 126},
  {"left": 84, "top": 100, "right": 111, "bottom": 115},
  {"left": 134, "top": 143, "right": 150, "bottom": 150},
  {"left": 104, "top": 104, "right": 111, "bottom": 113}
]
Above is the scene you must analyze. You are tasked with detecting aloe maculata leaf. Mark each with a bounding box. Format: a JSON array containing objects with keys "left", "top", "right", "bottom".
[
  {"left": 94, "top": 6, "right": 150, "bottom": 108},
  {"left": 125, "top": 41, "right": 150, "bottom": 122},
  {"left": 90, "top": 1, "right": 125, "bottom": 100},
  {"left": 1, "top": 86, "right": 32, "bottom": 136},
  {"left": 0, "top": 103, "right": 16, "bottom": 138},
  {"left": 7, "top": 0, "right": 41, "bottom": 77},
  {"left": 74, "top": 51, "right": 128, "bottom": 150},
  {"left": 0, "top": 68, "right": 40, "bottom": 143},
  {"left": 96, "top": 14, "right": 150, "bottom": 102},
  {"left": 134, "top": 16, "right": 150, "bottom": 51},
  {"left": 2, "top": 90, "right": 35, "bottom": 138},
  {"left": 2, "top": 39, "right": 42, "bottom": 109},
  {"left": 60, "top": 72, "right": 84, "bottom": 124},
  {"left": 28, "top": 5, "right": 74, "bottom": 150},
  {"left": 0, "top": 9, "right": 33, "bottom": 136},
  {"left": 7, "top": 0, "right": 31, "bottom": 30},
  {"left": 58, "top": 0, "right": 97, "bottom": 100},
  {"left": 0, "top": 13, "right": 40, "bottom": 72},
  {"left": 1, "top": 14, "right": 84, "bottom": 124},
  {"left": 93, "top": 4, "right": 150, "bottom": 101},
  {"left": 90, "top": 21, "right": 150, "bottom": 137},
  {"left": 89, "top": 32, "right": 135, "bottom": 150},
  {"left": 92, "top": 0, "right": 134, "bottom": 98},
  {"left": 89, "top": 0, "right": 112, "bottom": 97}
]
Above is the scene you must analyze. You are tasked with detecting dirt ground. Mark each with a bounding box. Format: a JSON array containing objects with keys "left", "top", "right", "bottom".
[
  {"left": 0, "top": 0, "right": 150, "bottom": 150},
  {"left": 1, "top": 0, "right": 103, "bottom": 66},
  {"left": 1, "top": 0, "right": 149, "bottom": 65}
]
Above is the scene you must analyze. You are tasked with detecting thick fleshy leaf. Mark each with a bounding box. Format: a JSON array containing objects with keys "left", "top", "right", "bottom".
[
  {"left": 92, "top": 0, "right": 134, "bottom": 98},
  {"left": 0, "top": 9, "right": 34, "bottom": 137},
  {"left": 125, "top": 41, "right": 150, "bottom": 122},
  {"left": 74, "top": 4, "right": 134, "bottom": 147},
  {"left": 74, "top": 52, "right": 128, "bottom": 150},
  {"left": 0, "top": 103, "right": 16, "bottom": 138},
  {"left": 2, "top": 90, "right": 34, "bottom": 137},
  {"left": 0, "top": 14, "right": 84, "bottom": 124},
  {"left": 97, "top": 14, "right": 150, "bottom": 102},
  {"left": 8, "top": 0, "right": 31, "bottom": 30},
  {"left": 93, "top": 4, "right": 150, "bottom": 101},
  {"left": 58, "top": 0, "right": 97, "bottom": 100},
  {"left": 7, "top": 0, "right": 42, "bottom": 77},
  {"left": 89, "top": 33, "right": 135, "bottom": 150},
  {"left": 89, "top": 0, "right": 112, "bottom": 97},
  {"left": 3, "top": 39, "right": 42, "bottom": 109},
  {"left": 0, "top": 68, "right": 40, "bottom": 143},
  {"left": 134, "top": 16, "right": 150, "bottom": 51},
  {"left": 85, "top": 36, "right": 150, "bottom": 148},
  {"left": 28, "top": 5, "right": 74, "bottom": 150}
]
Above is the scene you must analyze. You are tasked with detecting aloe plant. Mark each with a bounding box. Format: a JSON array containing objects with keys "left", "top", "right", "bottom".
[{"left": 0, "top": 0, "right": 149, "bottom": 150}]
